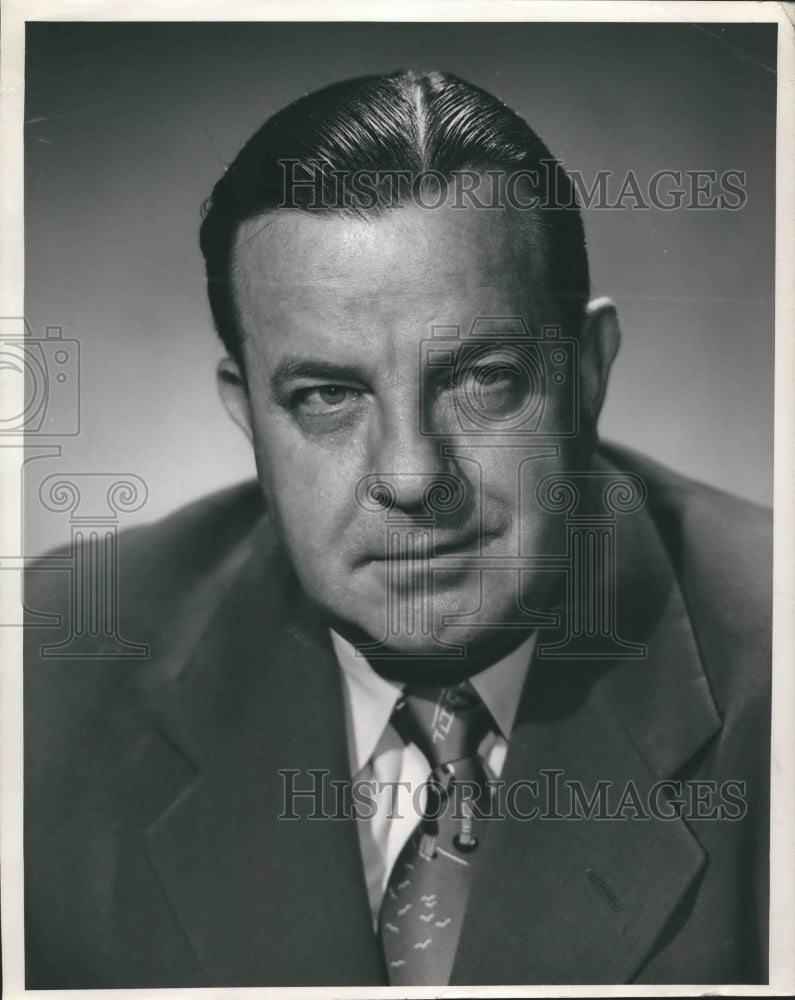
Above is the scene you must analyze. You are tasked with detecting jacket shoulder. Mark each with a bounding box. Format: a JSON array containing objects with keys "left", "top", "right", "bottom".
[
  {"left": 600, "top": 442, "right": 772, "bottom": 712},
  {"left": 24, "top": 480, "right": 268, "bottom": 779},
  {"left": 27, "top": 479, "right": 265, "bottom": 622},
  {"left": 600, "top": 441, "right": 772, "bottom": 600}
]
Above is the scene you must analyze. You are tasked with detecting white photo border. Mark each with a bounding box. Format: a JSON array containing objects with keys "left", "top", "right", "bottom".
[{"left": 1, "top": 3, "right": 792, "bottom": 998}]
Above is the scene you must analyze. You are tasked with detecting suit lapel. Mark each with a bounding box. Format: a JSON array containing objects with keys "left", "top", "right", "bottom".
[
  {"left": 452, "top": 484, "right": 721, "bottom": 985},
  {"left": 143, "top": 528, "right": 385, "bottom": 986}
]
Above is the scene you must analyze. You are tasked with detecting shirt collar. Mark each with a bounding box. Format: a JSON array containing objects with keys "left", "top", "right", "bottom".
[
  {"left": 469, "top": 631, "right": 537, "bottom": 741},
  {"left": 331, "top": 631, "right": 404, "bottom": 774},
  {"left": 331, "top": 630, "right": 536, "bottom": 774}
]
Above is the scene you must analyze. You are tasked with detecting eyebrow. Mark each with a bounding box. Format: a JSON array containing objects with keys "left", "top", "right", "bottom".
[{"left": 270, "top": 358, "right": 367, "bottom": 398}]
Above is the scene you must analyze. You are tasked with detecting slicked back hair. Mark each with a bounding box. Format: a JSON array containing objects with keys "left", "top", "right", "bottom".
[{"left": 199, "top": 71, "right": 590, "bottom": 365}]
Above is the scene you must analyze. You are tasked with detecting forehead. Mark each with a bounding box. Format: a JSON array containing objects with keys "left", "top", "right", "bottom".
[{"left": 230, "top": 202, "right": 550, "bottom": 343}]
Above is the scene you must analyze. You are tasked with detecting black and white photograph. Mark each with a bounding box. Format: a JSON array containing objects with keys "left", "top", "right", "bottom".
[{"left": 1, "top": 2, "right": 793, "bottom": 995}]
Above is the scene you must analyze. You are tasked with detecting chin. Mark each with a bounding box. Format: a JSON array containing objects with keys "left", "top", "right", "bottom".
[
  {"left": 322, "top": 567, "right": 552, "bottom": 664},
  {"left": 341, "top": 590, "right": 533, "bottom": 666},
  {"left": 347, "top": 621, "right": 534, "bottom": 686}
]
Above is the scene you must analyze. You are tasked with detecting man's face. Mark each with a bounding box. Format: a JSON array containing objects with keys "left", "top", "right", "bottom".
[{"left": 224, "top": 200, "right": 616, "bottom": 666}]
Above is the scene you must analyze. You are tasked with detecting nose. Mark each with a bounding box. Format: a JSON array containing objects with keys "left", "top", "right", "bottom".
[{"left": 368, "top": 395, "right": 453, "bottom": 515}]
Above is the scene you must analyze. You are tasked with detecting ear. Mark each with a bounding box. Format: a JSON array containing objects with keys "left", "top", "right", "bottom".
[
  {"left": 217, "top": 356, "right": 253, "bottom": 442},
  {"left": 579, "top": 296, "right": 621, "bottom": 424}
]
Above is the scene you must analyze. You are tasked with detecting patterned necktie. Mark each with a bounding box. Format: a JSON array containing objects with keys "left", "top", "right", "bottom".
[{"left": 378, "top": 681, "right": 494, "bottom": 985}]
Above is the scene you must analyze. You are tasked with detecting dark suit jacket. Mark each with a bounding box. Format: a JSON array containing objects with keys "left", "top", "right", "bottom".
[{"left": 24, "top": 443, "right": 772, "bottom": 987}]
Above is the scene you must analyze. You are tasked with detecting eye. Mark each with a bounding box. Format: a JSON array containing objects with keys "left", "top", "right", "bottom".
[
  {"left": 290, "top": 383, "right": 367, "bottom": 433},
  {"left": 470, "top": 361, "right": 524, "bottom": 389},
  {"left": 294, "top": 384, "right": 360, "bottom": 411},
  {"left": 316, "top": 385, "right": 352, "bottom": 406},
  {"left": 455, "top": 356, "right": 532, "bottom": 417}
]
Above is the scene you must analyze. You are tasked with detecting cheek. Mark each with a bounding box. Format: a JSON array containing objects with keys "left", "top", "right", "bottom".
[
  {"left": 248, "top": 416, "right": 362, "bottom": 557},
  {"left": 474, "top": 445, "right": 574, "bottom": 552},
  {"left": 476, "top": 446, "right": 570, "bottom": 503}
]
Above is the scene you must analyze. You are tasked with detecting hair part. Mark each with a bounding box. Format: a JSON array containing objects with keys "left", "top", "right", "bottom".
[{"left": 199, "top": 70, "right": 590, "bottom": 365}]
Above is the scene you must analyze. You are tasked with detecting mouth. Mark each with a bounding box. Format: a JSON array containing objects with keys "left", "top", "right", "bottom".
[
  {"left": 362, "top": 529, "right": 498, "bottom": 565},
  {"left": 431, "top": 532, "right": 485, "bottom": 556}
]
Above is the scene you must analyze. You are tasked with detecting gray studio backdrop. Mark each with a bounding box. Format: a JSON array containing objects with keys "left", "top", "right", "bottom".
[{"left": 23, "top": 21, "right": 776, "bottom": 556}]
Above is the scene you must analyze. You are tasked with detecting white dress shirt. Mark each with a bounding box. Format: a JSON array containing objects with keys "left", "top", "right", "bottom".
[{"left": 331, "top": 630, "right": 536, "bottom": 926}]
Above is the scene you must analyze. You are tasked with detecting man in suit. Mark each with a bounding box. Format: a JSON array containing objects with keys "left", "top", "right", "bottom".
[{"left": 24, "top": 71, "right": 771, "bottom": 987}]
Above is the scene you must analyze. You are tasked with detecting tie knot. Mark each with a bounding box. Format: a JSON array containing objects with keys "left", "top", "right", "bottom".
[{"left": 391, "top": 680, "right": 493, "bottom": 772}]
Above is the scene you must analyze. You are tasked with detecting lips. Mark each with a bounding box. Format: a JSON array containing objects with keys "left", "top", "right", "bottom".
[
  {"left": 362, "top": 529, "right": 496, "bottom": 563},
  {"left": 431, "top": 533, "right": 484, "bottom": 556}
]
